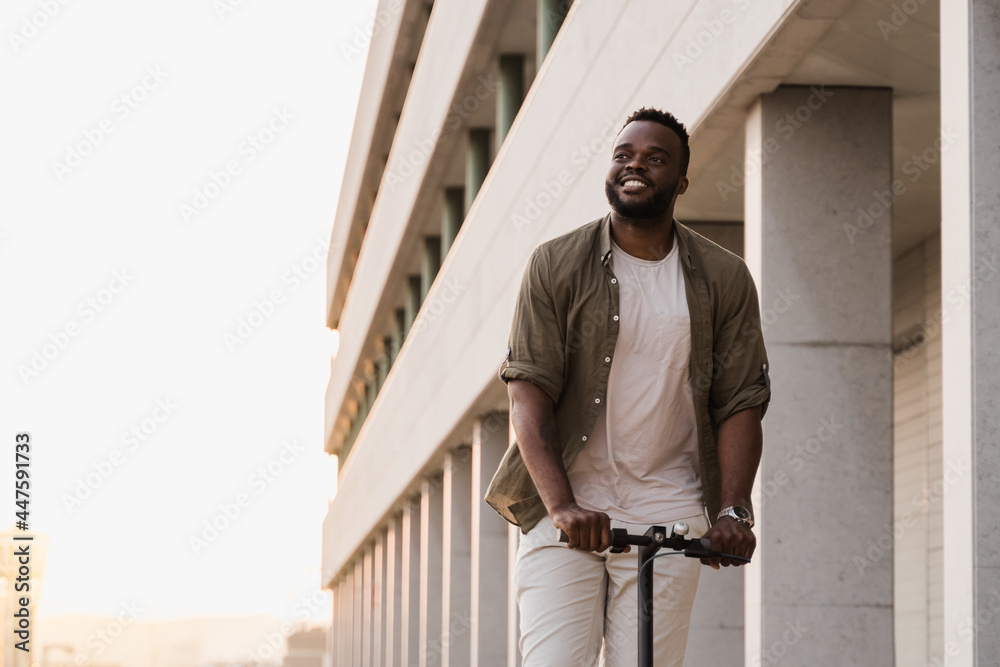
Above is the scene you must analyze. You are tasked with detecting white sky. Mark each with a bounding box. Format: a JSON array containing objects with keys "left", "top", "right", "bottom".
[{"left": 2, "top": 0, "right": 379, "bottom": 621}]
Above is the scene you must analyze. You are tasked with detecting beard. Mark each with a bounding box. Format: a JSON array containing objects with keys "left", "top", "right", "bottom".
[{"left": 605, "top": 177, "right": 679, "bottom": 222}]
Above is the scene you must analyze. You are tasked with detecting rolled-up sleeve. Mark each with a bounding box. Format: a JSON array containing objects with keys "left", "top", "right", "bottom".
[
  {"left": 709, "top": 264, "right": 770, "bottom": 426},
  {"left": 498, "top": 247, "right": 565, "bottom": 404}
]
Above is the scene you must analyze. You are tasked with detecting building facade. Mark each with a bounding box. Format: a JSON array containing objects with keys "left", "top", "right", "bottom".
[{"left": 322, "top": 0, "right": 999, "bottom": 664}]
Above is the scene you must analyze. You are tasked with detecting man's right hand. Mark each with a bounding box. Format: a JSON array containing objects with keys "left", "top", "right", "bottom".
[{"left": 552, "top": 504, "right": 613, "bottom": 552}]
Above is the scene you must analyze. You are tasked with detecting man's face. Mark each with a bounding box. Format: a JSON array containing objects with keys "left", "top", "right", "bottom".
[{"left": 605, "top": 120, "right": 689, "bottom": 221}]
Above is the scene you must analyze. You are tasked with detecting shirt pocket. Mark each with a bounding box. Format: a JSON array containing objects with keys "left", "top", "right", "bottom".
[{"left": 654, "top": 314, "right": 691, "bottom": 372}]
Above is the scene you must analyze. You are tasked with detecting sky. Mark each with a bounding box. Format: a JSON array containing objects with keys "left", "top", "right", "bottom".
[{"left": 1, "top": 0, "right": 380, "bottom": 621}]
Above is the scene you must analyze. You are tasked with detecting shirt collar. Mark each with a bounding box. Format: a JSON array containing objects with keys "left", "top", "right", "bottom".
[{"left": 598, "top": 213, "right": 694, "bottom": 269}]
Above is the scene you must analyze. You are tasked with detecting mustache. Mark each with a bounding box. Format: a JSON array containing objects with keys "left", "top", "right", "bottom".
[{"left": 605, "top": 178, "right": 679, "bottom": 219}]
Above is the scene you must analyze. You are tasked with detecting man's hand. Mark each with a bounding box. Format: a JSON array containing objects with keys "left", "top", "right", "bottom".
[
  {"left": 700, "top": 516, "right": 755, "bottom": 569},
  {"left": 551, "top": 504, "right": 613, "bottom": 552}
]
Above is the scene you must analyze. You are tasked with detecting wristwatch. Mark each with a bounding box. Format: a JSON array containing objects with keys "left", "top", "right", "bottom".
[{"left": 717, "top": 506, "right": 754, "bottom": 528}]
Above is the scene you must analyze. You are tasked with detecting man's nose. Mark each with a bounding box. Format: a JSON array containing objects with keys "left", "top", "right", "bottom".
[{"left": 626, "top": 157, "right": 645, "bottom": 171}]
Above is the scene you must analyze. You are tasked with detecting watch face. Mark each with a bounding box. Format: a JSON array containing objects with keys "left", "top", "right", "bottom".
[{"left": 733, "top": 507, "right": 752, "bottom": 520}]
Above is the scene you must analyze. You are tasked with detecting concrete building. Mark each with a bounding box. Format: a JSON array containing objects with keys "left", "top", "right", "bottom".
[{"left": 322, "top": 0, "right": 999, "bottom": 664}]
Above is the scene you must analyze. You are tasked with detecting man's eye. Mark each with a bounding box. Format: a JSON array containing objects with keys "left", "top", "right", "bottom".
[{"left": 650, "top": 156, "right": 663, "bottom": 163}]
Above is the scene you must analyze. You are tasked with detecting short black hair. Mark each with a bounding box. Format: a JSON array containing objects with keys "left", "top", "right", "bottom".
[{"left": 621, "top": 107, "right": 690, "bottom": 176}]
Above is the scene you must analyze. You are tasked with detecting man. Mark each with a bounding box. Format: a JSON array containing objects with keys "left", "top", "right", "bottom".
[{"left": 486, "top": 107, "right": 770, "bottom": 666}]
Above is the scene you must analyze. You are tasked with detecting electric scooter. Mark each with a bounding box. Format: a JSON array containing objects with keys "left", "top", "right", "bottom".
[{"left": 560, "top": 522, "right": 750, "bottom": 667}]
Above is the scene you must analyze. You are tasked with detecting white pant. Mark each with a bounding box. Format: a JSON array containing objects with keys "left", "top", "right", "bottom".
[{"left": 513, "top": 512, "right": 709, "bottom": 667}]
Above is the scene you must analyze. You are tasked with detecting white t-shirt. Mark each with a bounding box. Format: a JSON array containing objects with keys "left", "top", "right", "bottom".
[{"left": 566, "top": 234, "right": 703, "bottom": 523}]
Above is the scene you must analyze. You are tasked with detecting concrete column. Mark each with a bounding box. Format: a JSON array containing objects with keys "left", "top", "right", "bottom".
[
  {"left": 345, "top": 575, "right": 355, "bottom": 667},
  {"left": 506, "top": 419, "right": 523, "bottom": 667},
  {"left": 377, "top": 342, "right": 390, "bottom": 392},
  {"left": 686, "top": 568, "right": 744, "bottom": 666},
  {"left": 442, "top": 446, "right": 473, "bottom": 667},
  {"left": 343, "top": 570, "right": 355, "bottom": 666},
  {"left": 374, "top": 532, "right": 386, "bottom": 667},
  {"left": 743, "top": 86, "right": 894, "bottom": 665},
  {"left": 536, "top": 0, "right": 571, "bottom": 66},
  {"left": 465, "top": 129, "right": 491, "bottom": 214},
  {"left": 420, "top": 475, "right": 445, "bottom": 667},
  {"left": 401, "top": 498, "right": 421, "bottom": 667},
  {"left": 497, "top": 55, "right": 525, "bottom": 147},
  {"left": 391, "top": 309, "right": 404, "bottom": 364},
  {"left": 334, "top": 582, "right": 343, "bottom": 667},
  {"left": 357, "top": 388, "right": 369, "bottom": 429},
  {"left": 386, "top": 513, "right": 403, "bottom": 667},
  {"left": 421, "top": 236, "right": 442, "bottom": 301},
  {"left": 334, "top": 577, "right": 343, "bottom": 667},
  {"left": 470, "top": 412, "right": 511, "bottom": 667},
  {"left": 404, "top": 276, "right": 422, "bottom": 335},
  {"left": 507, "top": 523, "right": 522, "bottom": 667},
  {"left": 363, "top": 545, "right": 374, "bottom": 667},
  {"left": 941, "top": 3, "right": 1000, "bottom": 664},
  {"left": 441, "top": 188, "right": 464, "bottom": 258},
  {"left": 366, "top": 379, "right": 377, "bottom": 423},
  {"left": 355, "top": 558, "right": 365, "bottom": 663}
]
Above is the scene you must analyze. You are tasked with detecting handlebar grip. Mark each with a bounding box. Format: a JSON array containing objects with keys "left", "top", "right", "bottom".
[{"left": 558, "top": 528, "right": 631, "bottom": 553}]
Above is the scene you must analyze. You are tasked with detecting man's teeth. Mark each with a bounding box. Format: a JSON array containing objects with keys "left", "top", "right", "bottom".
[{"left": 623, "top": 180, "right": 647, "bottom": 188}]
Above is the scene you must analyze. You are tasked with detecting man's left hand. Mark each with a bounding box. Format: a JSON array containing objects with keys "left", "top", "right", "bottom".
[{"left": 700, "top": 516, "right": 755, "bottom": 569}]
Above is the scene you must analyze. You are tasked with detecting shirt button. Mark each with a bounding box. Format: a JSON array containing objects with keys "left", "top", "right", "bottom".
[
  {"left": 613, "top": 315, "right": 619, "bottom": 321},
  {"left": 582, "top": 435, "right": 588, "bottom": 442},
  {"left": 611, "top": 278, "right": 617, "bottom": 284},
  {"left": 605, "top": 356, "right": 611, "bottom": 362},
  {"left": 595, "top": 398, "right": 601, "bottom": 404}
]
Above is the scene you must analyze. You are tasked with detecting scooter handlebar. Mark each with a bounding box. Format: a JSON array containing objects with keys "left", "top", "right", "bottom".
[{"left": 557, "top": 526, "right": 749, "bottom": 563}]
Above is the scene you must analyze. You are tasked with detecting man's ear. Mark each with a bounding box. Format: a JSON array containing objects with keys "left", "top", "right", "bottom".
[{"left": 676, "top": 176, "right": 690, "bottom": 196}]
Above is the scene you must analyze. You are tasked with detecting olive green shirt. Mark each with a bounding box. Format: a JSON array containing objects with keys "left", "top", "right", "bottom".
[{"left": 486, "top": 214, "right": 770, "bottom": 533}]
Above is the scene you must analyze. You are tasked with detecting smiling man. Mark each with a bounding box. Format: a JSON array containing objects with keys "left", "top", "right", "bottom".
[{"left": 487, "top": 108, "right": 771, "bottom": 666}]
